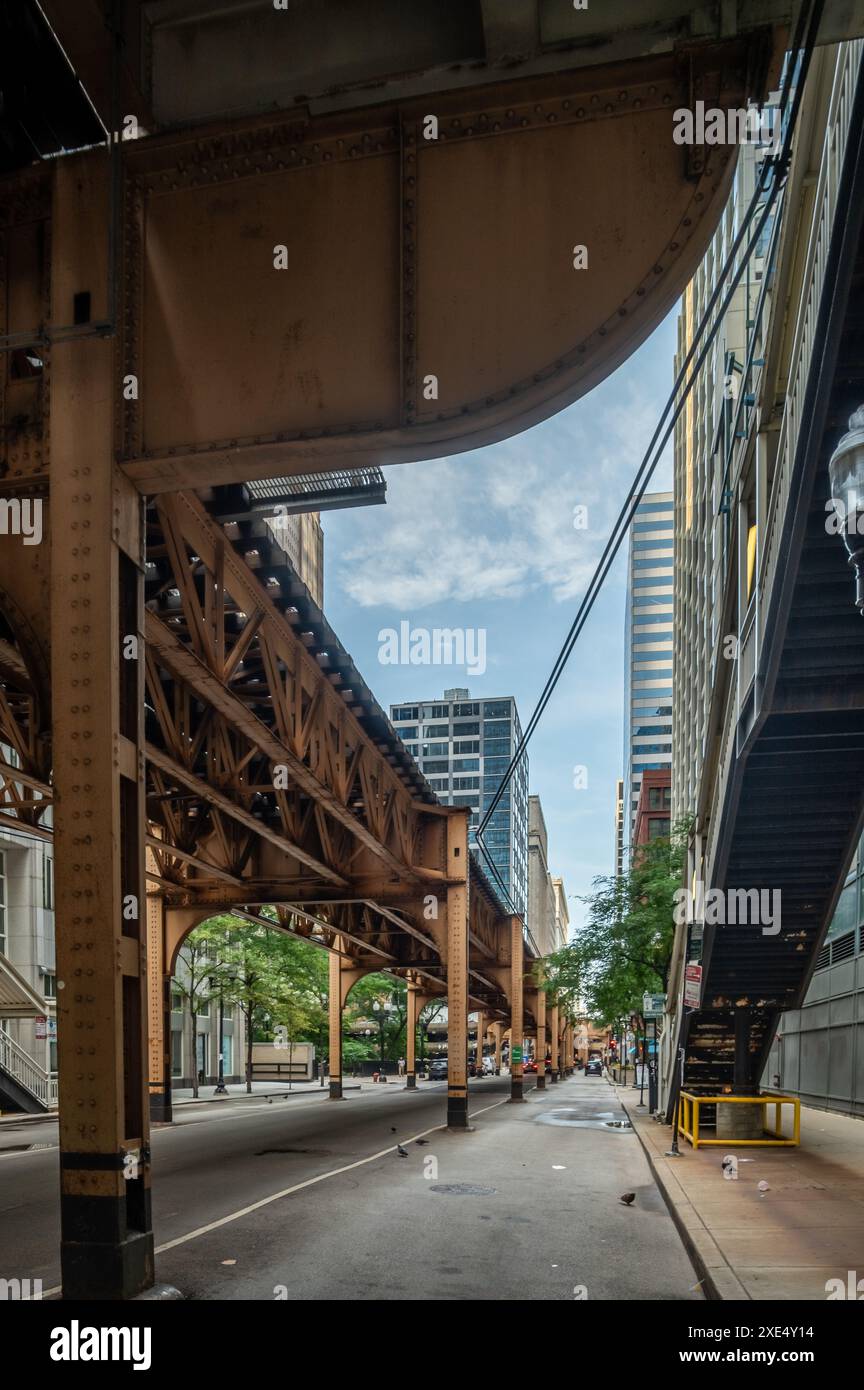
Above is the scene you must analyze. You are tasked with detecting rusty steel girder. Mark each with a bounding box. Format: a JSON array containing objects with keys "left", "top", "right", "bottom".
[{"left": 115, "top": 39, "right": 774, "bottom": 492}]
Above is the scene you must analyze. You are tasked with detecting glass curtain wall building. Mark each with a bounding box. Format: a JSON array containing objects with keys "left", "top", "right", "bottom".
[
  {"left": 622, "top": 492, "right": 674, "bottom": 848},
  {"left": 390, "top": 688, "right": 528, "bottom": 916}
]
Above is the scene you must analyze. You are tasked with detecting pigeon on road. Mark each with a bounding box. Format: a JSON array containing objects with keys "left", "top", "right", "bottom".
[
  {"left": 619, "top": 1192, "right": 636, "bottom": 1206},
  {"left": 396, "top": 1143, "right": 409, "bottom": 1157}
]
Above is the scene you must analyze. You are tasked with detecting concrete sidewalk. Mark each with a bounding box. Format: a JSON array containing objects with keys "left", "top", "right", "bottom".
[
  {"left": 621, "top": 1091, "right": 864, "bottom": 1300},
  {"left": 170, "top": 1075, "right": 443, "bottom": 1106}
]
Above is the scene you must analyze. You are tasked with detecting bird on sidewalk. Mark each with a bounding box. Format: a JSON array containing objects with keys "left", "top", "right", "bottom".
[
  {"left": 396, "top": 1143, "right": 409, "bottom": 1157},
  {"left": 415, "top": 1138, "right": 429, "bottom": 1145},
  {"left": 390, "top": 1127, "right": 397, "bottom": 1133},
  {"left": 619, "top": 1192, "right": 636, "bottom": 1206}
]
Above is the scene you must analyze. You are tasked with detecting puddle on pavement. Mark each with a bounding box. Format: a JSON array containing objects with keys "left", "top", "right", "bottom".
[
  {"left": 0, "top": 1143, "right": 55, "bottom": 1154},
  {"left": 536, "top": 1109, "right": 633, "bottom": 1131}
]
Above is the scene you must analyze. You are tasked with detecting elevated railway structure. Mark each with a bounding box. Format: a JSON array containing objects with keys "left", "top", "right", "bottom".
[{"left": 1, "top": 0, "right": 860, "bottom": 1299}]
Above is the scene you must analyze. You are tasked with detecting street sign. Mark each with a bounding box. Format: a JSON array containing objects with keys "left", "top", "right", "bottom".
[
  {"left": 34, "top": 1016, "right": 56, "bottom": 1040},
  {"left": 684, "top": 963, "right": 703, "bottom": 1008},
  {"left": 642, "top": 992, "right": 667, "bottom": 1017},
  {"left": 511, "top": 1045, "right": 523, "bottom": 1063}
]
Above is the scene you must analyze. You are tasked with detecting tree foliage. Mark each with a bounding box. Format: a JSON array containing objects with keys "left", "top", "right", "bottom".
[{"left": 545, "top": 819, "right": 690, "bottom": 1028}]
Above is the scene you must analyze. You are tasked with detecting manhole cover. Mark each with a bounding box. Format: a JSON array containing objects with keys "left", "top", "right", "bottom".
[{"left": 429, "top": 1183, "right": 497, "bottom": 1196}]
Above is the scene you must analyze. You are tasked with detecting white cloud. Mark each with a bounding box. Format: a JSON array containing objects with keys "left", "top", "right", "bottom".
[{"left": 329, "top": 374, "right": 672, "bottom": 610}]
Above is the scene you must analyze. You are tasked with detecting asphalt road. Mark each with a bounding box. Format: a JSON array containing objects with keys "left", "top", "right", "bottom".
[{"left": 0, "top": 1075, "right": 702, "bottom": 1300}]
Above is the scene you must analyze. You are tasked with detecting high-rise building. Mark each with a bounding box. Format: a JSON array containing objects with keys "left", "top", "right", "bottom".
[
  {"left": 550, "top": 877, "right": 569, "bottom": 953},
  {"left": 614, "top": 777, "right": 625, "bottom": 877},
  {"left": 389, "top": 688, "right": 528, "bottom": 916},
  {"left": 528, "top": 796, "right": 567, "bottom": 957},
  {"left": 623, "top": 491, "right": 674, "bottom": 846}
]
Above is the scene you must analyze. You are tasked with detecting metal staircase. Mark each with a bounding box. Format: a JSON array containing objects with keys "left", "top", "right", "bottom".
[{"left": 0, "top": 1023, "right": 57, "bottom": 1113}]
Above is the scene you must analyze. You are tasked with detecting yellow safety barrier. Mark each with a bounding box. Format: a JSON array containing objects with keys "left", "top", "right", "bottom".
[{"left": 677, "top": 1091, "right": 800, "bottom": 1150}]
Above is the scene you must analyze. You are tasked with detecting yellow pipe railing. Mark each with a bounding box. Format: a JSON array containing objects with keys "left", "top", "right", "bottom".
[{"left": 677, "top": 1091, "right": 800, "bottom": 1150}]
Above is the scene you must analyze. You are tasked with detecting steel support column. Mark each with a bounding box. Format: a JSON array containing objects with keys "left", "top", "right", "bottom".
[
  {"left": 549, "top": 1003, "right": 559, "bottom": 1083},
  {"left": 734, "top": 1006, "right": 754, "bottom": 1094},
  {"left": 52, "top": 155, "right": 154, "bottom": 1300},
  {"left": 146, "top": 894, "right": 171, "bottom": 1124},
  {"left": 446, "top": 810, "right": 470, "bottom": 1130},
  {"left": 509, "top": 917, "right": 524, "bottom": 1102},
  {"left": 328, "top": 950, "right": 344, "bottom": 1100},
  {"left": 535, "top": 978, "right": 546, "bottom": 1090},
  {"left": 406, "top": 977, "right": 418, "bottom": 1089}
]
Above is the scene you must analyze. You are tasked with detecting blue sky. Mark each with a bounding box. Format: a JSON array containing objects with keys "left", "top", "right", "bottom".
[{"left": 322, "top": 311, "right": 676, "bottom": 933}]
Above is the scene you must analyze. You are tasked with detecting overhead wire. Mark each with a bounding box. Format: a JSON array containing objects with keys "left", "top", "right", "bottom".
[{"left": 473, "top": 0, "right": 825, "bottom": 921}]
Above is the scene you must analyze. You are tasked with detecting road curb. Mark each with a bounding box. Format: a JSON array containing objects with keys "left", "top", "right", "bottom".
[{"left": 619, "top": 1095, "right": 750, "bottom": 1302}]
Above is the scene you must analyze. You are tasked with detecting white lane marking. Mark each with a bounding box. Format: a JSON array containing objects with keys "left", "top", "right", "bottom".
[
  {"left": 154, "top": 1094, "right": 511, "bottom": 1254},
  {"left": 39, "top": 1091, "right": 515, "bottom": 1293}
]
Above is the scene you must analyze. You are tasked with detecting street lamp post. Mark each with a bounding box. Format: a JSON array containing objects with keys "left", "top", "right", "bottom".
[
  {"left": 829, "top": 405, "right": 864, "bottom": 609},
  {"left": 212, "top": 975, "right": 227, "bottom": 1097}
]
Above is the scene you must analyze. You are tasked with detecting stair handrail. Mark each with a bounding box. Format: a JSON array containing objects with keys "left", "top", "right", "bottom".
[{"left": 0, "top": 1022, "right": 53, "bottom": 1106}]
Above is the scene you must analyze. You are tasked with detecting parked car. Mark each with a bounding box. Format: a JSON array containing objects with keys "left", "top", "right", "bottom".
[
  {"left": 585, "top": 1057, "right": 603, "bottom": 1076},
  {"left": 481, "top": 1055, "right": 497, "bottom": 1076},
  {"left": 428, "top": 1058, "right": 448, "bottom": 1081},
  {"left": 523, "top": 1058, "right": 537, "bottom": 1073}
]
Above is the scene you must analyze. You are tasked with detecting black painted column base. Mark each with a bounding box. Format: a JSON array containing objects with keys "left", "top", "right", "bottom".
[
  {"left": 329, "top": 1080, "right": 343, "bottom": 1099},
  {"left": 536, "top": 1074, "right": 546, "bottom": 1089},
  {"left": 149, "top": 1091, "right": 172, "bottom": 1124},
  {"left": 550, "top": 1070, "right": 559, "bottom": 1084},
  {"left": 510, "top": 1078, "right": 525, "bottom": 1102},
  {"left": 447, "top": 1093, "right": 470, "bottom": 1128},
  {"left": 61, "top": 1193, "right": 154, "bottom": 1301},
  {"left": 406, "top": 1073, "right": 416, "bottom": 1089}
]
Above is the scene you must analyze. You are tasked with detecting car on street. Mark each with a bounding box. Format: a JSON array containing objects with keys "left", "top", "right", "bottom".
[
  {"left": 523, "top": 1058, "right": 537, "bottom": 1073},
  {"left": 481, "top": 1055, "right": 497, "bottom": 1076},
  {"left": 585, "top": 1057, "right": 603, "bottom": 1076},
  {"left": 428, "top": 1058, "right": 448, "bottom": 1081}
]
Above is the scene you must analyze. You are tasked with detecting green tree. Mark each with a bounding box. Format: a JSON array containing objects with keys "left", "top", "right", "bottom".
[
  {"left": 209, "top": 924, "right": 309, "bottom": 1093},
  {"left": 344, "top": 974, "right": 407, "bottom": 1068},
  {"left": 546, "top": 819, "right": 689, "bottom": 1030},
  {"left": 418, "top": 999, "right": 445, "bottom": 1070}
]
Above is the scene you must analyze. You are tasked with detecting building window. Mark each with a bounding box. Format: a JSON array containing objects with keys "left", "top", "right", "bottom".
[
  {"left": 42, "top": 972, "right": 56, "bottom": 999},
  {"left": 425, "top": 704, "right": 450, "bottom": 719},
  {"left": 452, "top": 758, "right": 479, "bottom": 772},
  {"left": 647, "top": 818, "right": 671, "bottom": 838},
  {"left": 171, "top": 1028, "right": 183, "bottom": 1077},
  {"left": 648, "top": 786, "right": 672, "bottom": 810},
  {"left": 396, "top": 726, "right": 418, "bottom": 740},
  {"left": 452, "top": 703, "right": 479, "bottom": 717},
  {"left": 171, "top": 990, "right": 184, "bottom": 1012},
  {"left": 421, "top": 742, "right": 449, "bottom": 757},
  {"left": 43, "top": 856, "right": 54, "bottom": 911},
  {"left": 423, "top": 759, "right": 449, "bottom": 773},
  {"left": 221, "top": 1033, "right": 233, "bottom": 1074},
  {"left": 392, "top": 706, "right": 419, "bottom": 722},
  {"left": 424, "top": 724, "right": 449, "bottom": 738},
  {"left": 482, "top": 700, "right": 511, "bottom": 718},
  {"left": 453, "top": 739, "right": 479, "bottom": 754}
]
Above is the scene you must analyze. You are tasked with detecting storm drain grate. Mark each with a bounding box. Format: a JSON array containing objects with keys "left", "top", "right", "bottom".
[
  {"left": 429, "top": 1183, "right": 497, "bottom": 1196},
  {"left": 254, "top": 1147, "right": 332, "bottom": 1156}
]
